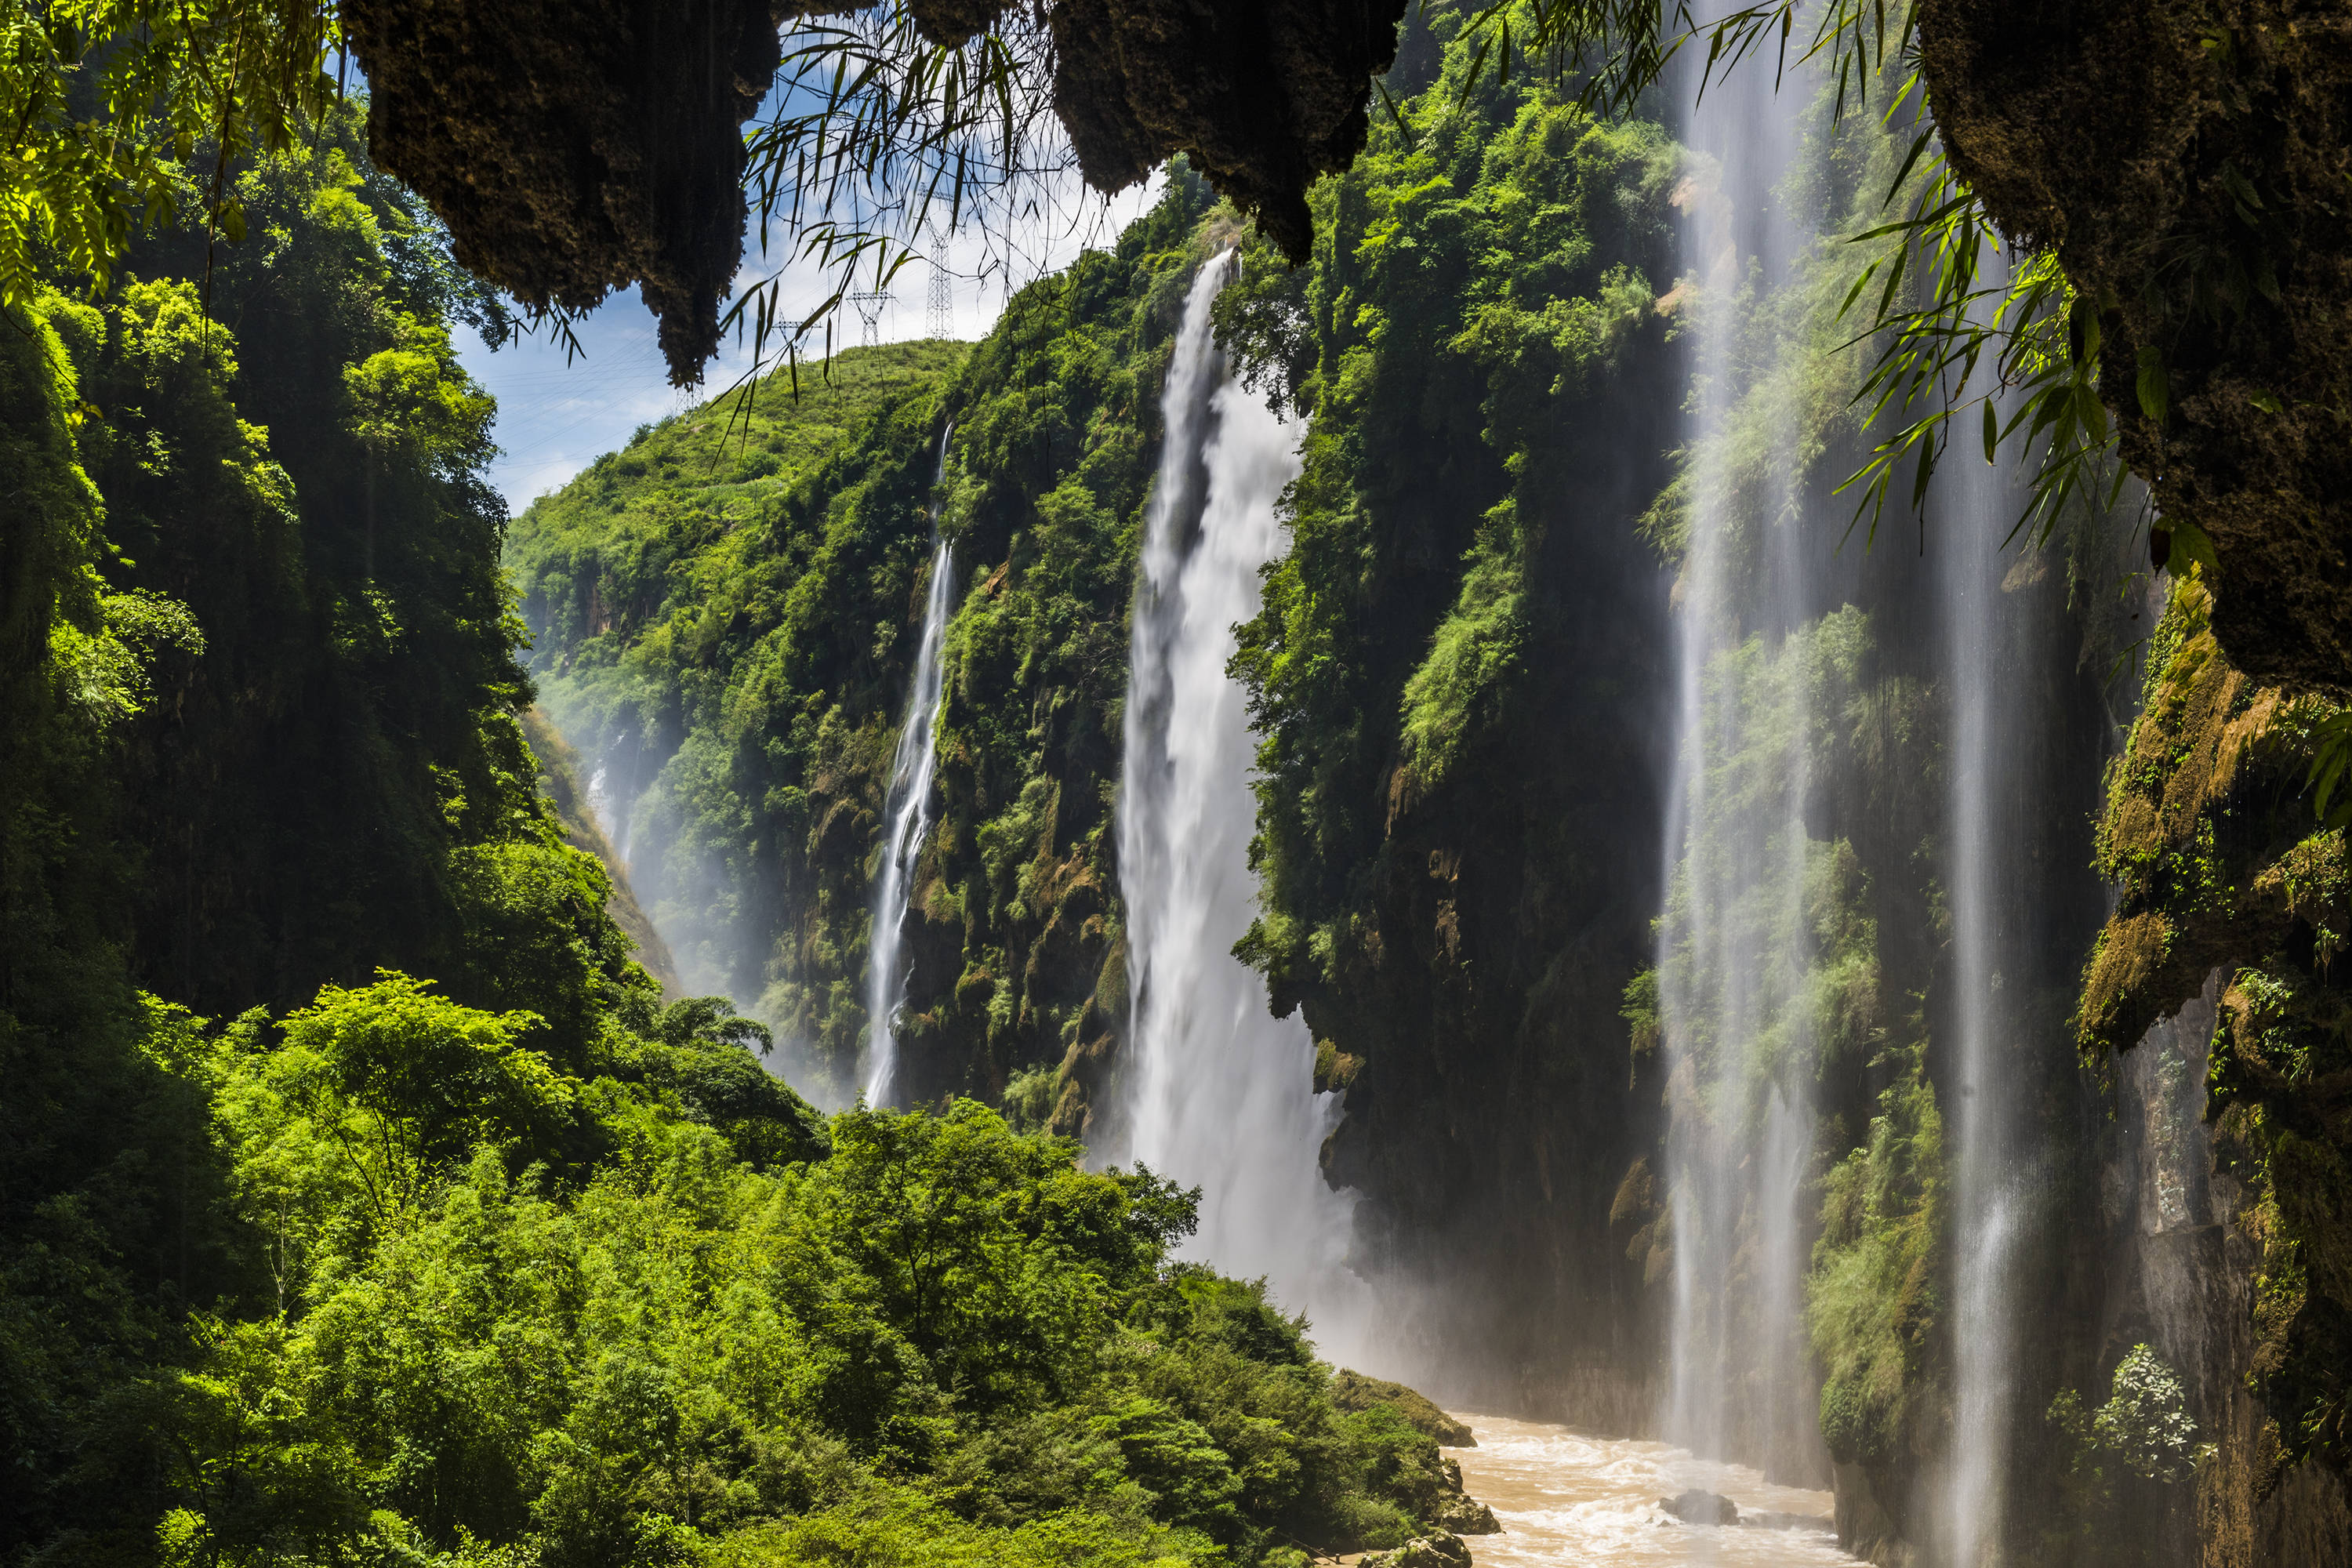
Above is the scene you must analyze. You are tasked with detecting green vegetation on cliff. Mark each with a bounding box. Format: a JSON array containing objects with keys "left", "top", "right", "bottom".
[
  {"left": 506, "top": 337, "right": 972, "bottom": 1018},
  {"left": 508, "top": 172, "right": 1227, "bottom": 1112},
  {"left": 1218, "top": 16, "right": 1679, "bottom": 1016},
  {"left": 0, "top": 107, "right": 1479, "bottom": 1568},
  {"left": 0, "top": 105, "right": 683, "bottom": 1554},
  {"left": 1190, "top": 1, "right": 1691, "bottom": 1384},
  {"left": 2079, "top": 574, "right": 2352, "bottom": 1483}
]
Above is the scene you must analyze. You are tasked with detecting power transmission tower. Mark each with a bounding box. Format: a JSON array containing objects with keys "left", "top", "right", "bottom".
[
  {"left": 927, "top": 237, "right": 953, "bottom": 341},
  {"left": 849, "top": 289, "right": 888, "bottom": 347}
]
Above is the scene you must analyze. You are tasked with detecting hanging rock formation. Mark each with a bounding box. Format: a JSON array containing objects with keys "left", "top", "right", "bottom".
[
  {"left": 1916, "top": 0, "right": 2352, "bottom": 692},
  {"left": 902, "top": 0, "right": 1410, "bottom": 261},
  {"left": 348, "top": 0, "right": 1410, "bottom": 383},
  {"left": 1037, "top": 0, "right": 1411, "bottom": 263},
  {"left": 340, "top": 0, "right": 863, "bottom": 384}
]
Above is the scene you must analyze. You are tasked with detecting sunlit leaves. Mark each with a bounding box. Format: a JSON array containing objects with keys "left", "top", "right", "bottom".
[
  {"left": 343, "top": 315, "right": 497, "bottom": 480},
  {"left": 727, "top": 3, "right": 1077, "bottom": 391},
  {"left": 1450, "top": 1, "right": 2136, "bottom": 554},
  {"left": 1832, "top": 115, "right": 2123, "bottom": 550},
  {"left": 0, "top": 0, "right": 339, "bottom": 316},
  {"left": 1452, "top": 0, "right": 1916, "bottom": 121}
]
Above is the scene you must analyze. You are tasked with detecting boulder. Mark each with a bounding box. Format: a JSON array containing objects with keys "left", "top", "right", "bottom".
[
  {"left": 1661, "top": 1489, "right": 1740, "bottom": 1526},
  {"left": 1433, "top": 1494, "right": 1501, "bottom": 1535},
  {"left": 1359, "top": 1533, "right": 1472, "bottom": 1568}
]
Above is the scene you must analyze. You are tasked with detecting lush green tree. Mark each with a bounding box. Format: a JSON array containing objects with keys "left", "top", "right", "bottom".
[
  {"left": 125, "top": 990, "right": 1468, "bottom": 1568},
  {"left": 0, "top": 107, "right": 670, "bottom": 1559}
]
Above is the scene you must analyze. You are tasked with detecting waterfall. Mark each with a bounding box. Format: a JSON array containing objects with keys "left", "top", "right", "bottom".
[
  {"left": 862, "top": 430, "right": 956, "bottom": 1107},
  {"left": 1940, "top": 316, "right": 2038, "bottom": 1568},
  {"left": 586, "top": 732, "right": 639, "bottom": 866},
  {"left": 1657, "top": 42, "right": 1824, "bottom": 1475},
  {"left": 586, "top": 759, "right": 621, "bottom": 857},
  {"left": 1655, "top": 40, "right": 2096, "bottom": 1555},
  {"left": 1116, "top": 251, "right": 1370, "bottom": 1355}
]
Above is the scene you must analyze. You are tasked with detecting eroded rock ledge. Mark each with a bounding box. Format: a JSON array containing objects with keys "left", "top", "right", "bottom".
[
  {"left": 347, "top": 0, "right": 1409, "bottom": 383},
  {"left": 341, "top": 0, "right": 848, "bottom": 383},
  {"left": 1917, "top": 0, "right": 2352, "bottom": 693}
]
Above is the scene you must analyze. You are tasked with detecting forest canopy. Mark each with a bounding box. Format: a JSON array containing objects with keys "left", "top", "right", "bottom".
[{"left": 0, "top": 86, "right": 1490, "bottom": 1568}]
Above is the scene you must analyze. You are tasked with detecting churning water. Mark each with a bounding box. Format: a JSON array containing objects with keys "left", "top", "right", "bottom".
[
  {"left": 862, "top": 430, "right": 956, "bottom": 1108},
  {"left": 1450, "top": 1413, "right": 1857, "bottom": 1567},
  {"left": 1116, "top": 251, "right": 1370, "bottom": 1355}
]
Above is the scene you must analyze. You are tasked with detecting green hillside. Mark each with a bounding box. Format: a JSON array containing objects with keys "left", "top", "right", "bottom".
[{"left": 507, "top": 183, "right": 1217, "bottom": 1109}]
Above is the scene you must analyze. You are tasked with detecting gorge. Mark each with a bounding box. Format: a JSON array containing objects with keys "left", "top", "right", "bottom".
[
  {"left": 10, "top": 4, "right": 2352, "bottom": 1568},
  {"left": 506, "top": 11, "right": 2350, "bottom": 1564}
]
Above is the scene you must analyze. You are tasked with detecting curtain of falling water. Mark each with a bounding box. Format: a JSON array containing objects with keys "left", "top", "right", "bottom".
[
  {"left": 1116, "top": 252, "right": 1370, "bottom": 1357},
  {"left": 1658, "top": 38, "right": 1822, "bottom": 1473},
  {"left": 862, "top": 430, "right": 956, "bottom": 1107},
  {"left": 1661, "top": 39, "right": 2082, "bottom": 1548},
  {"left": 1941, "top": 319, "right": 2036, "bottom": 1567}
]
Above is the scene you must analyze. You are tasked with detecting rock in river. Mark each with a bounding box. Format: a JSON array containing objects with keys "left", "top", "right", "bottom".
[{"left": 1661, "top": 1488, "right": 1740, "bottom": 1526}]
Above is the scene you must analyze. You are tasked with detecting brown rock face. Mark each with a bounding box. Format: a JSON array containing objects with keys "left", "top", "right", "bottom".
[
  {"left": 343, "top": 0, "right": 818, "bottom": 385},
  {"left": 906, "top": 0, "right": 1002, "bottom": 48},
  {"left": 1915, "top": 0, "right": 2352, "bottom": 693},
  {"left": 350, "top": 0, "right": 1404, "bottom": 379},
  {"left": 1045, "top": 0, "right": 1411, "bottom": 262}
]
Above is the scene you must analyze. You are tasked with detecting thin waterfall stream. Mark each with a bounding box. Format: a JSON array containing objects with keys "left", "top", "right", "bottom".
[
  {"left": 1115, "top": 250, "right": 1370, "bottom": 1356},
  {"left": 862, "top": 430, "right": 956, "bottom": 1108},
  {"left": 1658, "top": 36, "right": 1824, "bottom": 1479},
  {"left": 1940, "top": 303, "right": 2058, "bottom": 1566}
]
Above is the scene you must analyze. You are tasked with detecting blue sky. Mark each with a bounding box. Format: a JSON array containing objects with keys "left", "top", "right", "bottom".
[{"left": 455, "top": 182, "right": 1162, "bottom": 513}]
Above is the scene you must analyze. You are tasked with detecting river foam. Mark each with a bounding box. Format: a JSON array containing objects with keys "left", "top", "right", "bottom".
[{"left": 1446, "top": 1414, "right": 1857, "bottom": 1567}]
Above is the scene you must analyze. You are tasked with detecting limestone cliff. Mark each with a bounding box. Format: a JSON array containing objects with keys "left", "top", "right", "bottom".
[
  {"left": 1918, "top": 0, "right": 2352, "bottom": 695},
  {"left": 2074, "top": 575, "right": 2352, "bottom": 1563}
]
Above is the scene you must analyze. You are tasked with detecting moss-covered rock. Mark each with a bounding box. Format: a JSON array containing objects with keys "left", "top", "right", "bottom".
[{"left": 2075, "top": 569, "right": 2352, "bottom": 1537}]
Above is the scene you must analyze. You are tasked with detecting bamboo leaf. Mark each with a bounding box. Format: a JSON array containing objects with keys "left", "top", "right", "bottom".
[
  {"left": 1883, "top": 129, "right": 1933, "bottom": 209},
  {"left": 2132, "top": 346, "right": 2169, "bottom": 426},
  {"left": 2169, "top": 517, "right": 2220, "bottom": 575}
]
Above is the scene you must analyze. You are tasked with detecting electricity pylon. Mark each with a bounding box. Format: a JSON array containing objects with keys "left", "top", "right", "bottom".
[{"left": 927, "top": 237, "right": 953, "bottom": 341}]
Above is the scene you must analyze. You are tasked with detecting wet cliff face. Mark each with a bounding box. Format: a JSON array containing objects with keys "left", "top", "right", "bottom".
[
  {"left": 2089, "top": 977, "right": 2352, "bottom": 1568},
  {"left": 1205, "top": 40, "right": 1689, "bottom": 1404},
  {"left": 1916, "top": 0, "right": 2352, "bottom": 695},
  {"left": 2074, "top": 576, "right": 2352, "bottom": 1559}
]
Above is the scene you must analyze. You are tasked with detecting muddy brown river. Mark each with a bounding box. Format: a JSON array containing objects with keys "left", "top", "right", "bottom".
[{"left": 1446, "top": 1414, "right": 1861, "bottom": 1566}]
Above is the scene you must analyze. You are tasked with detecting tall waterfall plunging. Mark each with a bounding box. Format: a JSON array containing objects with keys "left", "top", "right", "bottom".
[
  {"left": 1653, "top": 40, "right": 2092, "bottom": 1559},
  {"left": 1657, "top": 43, "right": 1822, "bottom": 1474},
  {"left": 1116, "top": 251, "right": 1369, "bottom": 1352},
  {"left": 1940, "top": 354, "right": 2038, "bottom": 1567},
  {"left": 862, "top": 434, "right": 956, "bottom": 1107}
]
